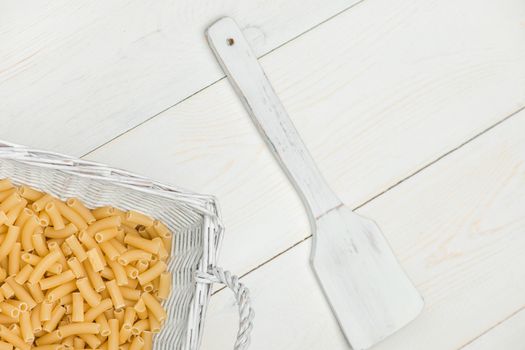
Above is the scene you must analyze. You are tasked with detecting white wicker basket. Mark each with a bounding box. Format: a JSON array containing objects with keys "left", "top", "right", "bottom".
[{"left": 0, "top": 140, "right": 253, "bottom": 350}]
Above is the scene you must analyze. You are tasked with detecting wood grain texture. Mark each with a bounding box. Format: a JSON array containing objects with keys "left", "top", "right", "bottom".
[
  {"left": 207, "top": 18, "right": 422, "bottom": 349},
  {"left": 201, "top": 108, "right": 525, "bottom": 349},
  {"left": 87, "top": 0, "right": 525, "bottom": 280},
  {"left": 0, "top": 0, "right": 359, "bottom": 155}
]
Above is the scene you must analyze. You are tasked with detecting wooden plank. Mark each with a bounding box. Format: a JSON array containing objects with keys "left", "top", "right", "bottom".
[
  {"left": 87, "top": 0, "right": 525, "bottom": 278},
  {"left": 0, "top": 0, "right": 359, "bottom": 156},
  {"left": 461, "top": 308, "right": 525, "bottom": 350},
  {"left": 201, "top": 109, "right": 525, "bottom": 349}
]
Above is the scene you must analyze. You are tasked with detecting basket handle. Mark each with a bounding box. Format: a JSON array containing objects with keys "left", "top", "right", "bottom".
[{"left": 196, "top": 267, "right": 254, "bottom": 349}]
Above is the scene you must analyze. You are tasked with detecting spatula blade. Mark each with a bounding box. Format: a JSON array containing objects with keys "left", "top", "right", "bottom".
[{"left": 311, "top": 206, "right": 423, "bottom": 350}]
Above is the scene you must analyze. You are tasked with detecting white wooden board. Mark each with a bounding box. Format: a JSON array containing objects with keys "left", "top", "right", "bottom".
[
  {"left": 0, "top": 0, "right": 359, "bottom": 156},
  {"left": 201, "top": 108, "right": 525, "bottom": 349},
  {"left": 87, "top": 0, "right": 525, "bottom": 279},
  {"left": 461, "top": 308, "right": 525, "bottom": 350}
]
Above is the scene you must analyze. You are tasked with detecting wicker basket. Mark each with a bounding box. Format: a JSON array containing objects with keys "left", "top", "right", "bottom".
[{"left": 0, "top": 141, "right": 253, "bottom": 350}]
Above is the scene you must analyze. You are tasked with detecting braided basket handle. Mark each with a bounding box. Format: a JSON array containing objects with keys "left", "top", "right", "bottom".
[{"left": 196, "top": 267, "right": 254, "bottom": 349}]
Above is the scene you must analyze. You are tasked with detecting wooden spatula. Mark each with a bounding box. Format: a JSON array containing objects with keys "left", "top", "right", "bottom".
[{"left": 206, "top": 17, "right": 424, "bottom": 350}]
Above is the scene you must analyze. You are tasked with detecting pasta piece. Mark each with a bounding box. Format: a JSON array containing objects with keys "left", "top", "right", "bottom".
[
  {"left": 53, "top": 201, "right": 87, "bottom": 230},
  {"left": 0, "top": 180, "right": 13, "bottom": 192},
  {"left": 99, "top": 268, "right": 114, "bottom": 282},
  {"left": 30, "top": 304, "right": 42, "bottom": 333},
  {"left": 26, "top": 281, "right": 45, "bottom": 304},
  {"left": 21, "top": 215, "right": 41, "bottom": 252},
  {"left": 86, "top": 248, "right": 105, "bottom": 272},
  {"left": 66, "top": 257, "right": 85, "bottom": 278},
  {"left": 35, "top": 329, "right": 61, "bottom": 346},
  {"left": 19, "top": 311, "right": 34, "bottom": 342},
  {"left": 137, "top": 261, "right": 166, "bottom": 286},
  {"left": 44, "top": 202, "right": 65, "bottom": 230},
  {"left": 27, "top": 250, "right": 61, "bottom": 286},
  {"left": 32, "top": 234, "right": 50, "bottom": 257},
  {"left": 44, "top": 223, "right": 77, "bottom": 239},
  {"left": 119, "top": 323, "right": 132, "bottom": 345},
  {"left": 5, "top": 277, "right": 37, "bottom": 309},
  {"left": 0, "top": 192, "right": 22, "bottom": 213},
  {"left": 133, "top": 299, "right": 147, "bottom": 320},
  {"left": 83, "top": 261, "right": 105, "bottom": 292},
  {"left": 84, "top": 298, "right": 113, "bottom": 323},
  {"left": 0, "top": 325, "right": 30, "bottom": 350},
  {"left": 108, "top": 318, "right": 119, "bottom": 350},
  {"left": 42, "top": 305, "right": 66, "bottom": 332},
  {"left": 92, "top": 207, "right": 115, "bottom": 220},
  {"left": 128, "top": 335, "right": 144, "bottom": 350},
  {"left": 124, "top": 266, "right": 138, "bottom": 280},
  {"left": 125, "top": 211, "right": 153, "bottom": 228},
  {"left": 47, "top": 242, "right": 69, "bottom": 270},
  {"left": 120, "top": 287, "right": 140, "bottom": 302},
  {"left": 14, "top": 264, "right": 33, "bottom": 285},
  {"left": 37, "top": 211, "right": 50, "bottom": 227},
  {"left": 62, "top": 335, "right": 74, "bottom": 349},
  {"left": 0, "top": 212, "right": 7, "bottom": 226},
  {"left": 0, "top": 226, "right": 19, "bottom": 261},
  {"left": 76, "top": 278, "right": 101, "bottom": 307},
  {"left": 44, "top": 281, "right": 77, "bottom": 303},
  {"left": 123, "top": 236, "right": 160, "bottom": 255},
  {"left": 64, "top": 235, "right": 87, "bottom": 262},
  {"left": 131, "top": 319, "right": 149, "bottom": 335},
  {"left": 39, "top": 302, "right": 53, "bottom": 321},
  {"left": 142, "top": 331, "right": 152, "bottom": 350},
  {"left": 73, "top": 336, "right": 85, "bottom": 349},
  {"left": 96, "top": 313, "right": 111, "bottom": 336},
  {"left": 157, "top": 272, "right": 171, "bottom": 300},
  {"left": 107, "top": 260, "right": 128, "bottom": 287},
  {"left": 106, "top": 280, "right": 125, "bottom": 311},
  {"left": 148, "top": 315, "right": 160, "bottom": 334},
  {"left": 0, "top": 341, "right": 12, "bottom": 350},
  {"left": 7, "top": 243, "right": 20, "bottom": 277},
  {"left": 17, "top": 186, "right": 44, "bottom": 202},
  {"left": 99, "top": 241, "right": 119, "bottom": 262},
  {"left": 78, "top": 334, "right": 101, "bottom": 349},
  {"left": 117, "top": 250, "right": 151, "bottom": 266},
  {"left": 59, "top": 294, "right": 72, "bottom": 306},
  {"left": 58, "top": 323, "right": 100, "bottom": 337},
  {"left": 141, "top": 293, "right": 166, "bottom": 323},
  {"left": 151, "top": 238, "right": 168, "bottom": 261},
  {"left": 31, "top": 195, "right": 53, "bottom": 213},
  {"left": 5, "top": 200, "right": 27, "bottom": 226},
  {"left": 86, "top": 216, "right": 121, "bottom": 236},
  {"left": 110, "top": 240, "right": 127, "bottom": 255},
  {"left": 0, "top": 302, "right": 19, "bottom": 318},
  {"left": 60, "top": 241, "right": 72, "bottom": 256},
  {"left": 95, "top": 228, "right": 120, "bottom": 243},
  {"left": 0, "top": 268, "right": 6, "bottom": 284},
  {"left": 39, "top": 270, "right": 75, "bottom": 290},
  {"left": 114, "top": 308, "right": 124, "bottom": 325},
  {"left": 14, "top": 208, "right": 33, "bottom": 228},
  {"left": 65, "top": 198, "right": 96, "bottom": 224}
]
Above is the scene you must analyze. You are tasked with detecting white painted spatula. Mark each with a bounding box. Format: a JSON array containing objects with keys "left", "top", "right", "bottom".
[{"left": 206, "top": 17, "right": 424, "bottom": 350}]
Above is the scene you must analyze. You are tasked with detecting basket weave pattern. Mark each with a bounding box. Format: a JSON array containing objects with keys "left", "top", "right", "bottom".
[{"left": 0, "top": 141, "right": 224, "bottom": 350}]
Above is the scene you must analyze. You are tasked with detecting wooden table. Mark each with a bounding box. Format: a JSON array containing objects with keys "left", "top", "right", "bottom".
[{"left": 2, "top": 0, "right": 525, "bottom": 349}]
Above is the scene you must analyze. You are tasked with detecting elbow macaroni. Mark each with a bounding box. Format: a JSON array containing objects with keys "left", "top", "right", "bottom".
[{"left": 0, "top": 180, "right": 173, "bottom": 349}]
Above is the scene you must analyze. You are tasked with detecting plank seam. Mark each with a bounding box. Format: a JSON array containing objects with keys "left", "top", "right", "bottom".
[
  {"left": 81, "top": 0, "right": 367, "bottom": 159},
  {"left": 211, "top": 104, "right": 525, "bottom": 294},
  {"left": 456, "top": 304, "right": 525, "bottom": 349}
]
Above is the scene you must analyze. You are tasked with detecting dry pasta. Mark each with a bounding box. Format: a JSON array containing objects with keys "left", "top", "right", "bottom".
[{"left": 0, "top": 179, "right": 173, "bottom": 349}]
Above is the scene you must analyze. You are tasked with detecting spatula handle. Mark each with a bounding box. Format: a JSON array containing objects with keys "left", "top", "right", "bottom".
[{"left": 206, "top": 17, "right": 342, "bottom": 220}]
